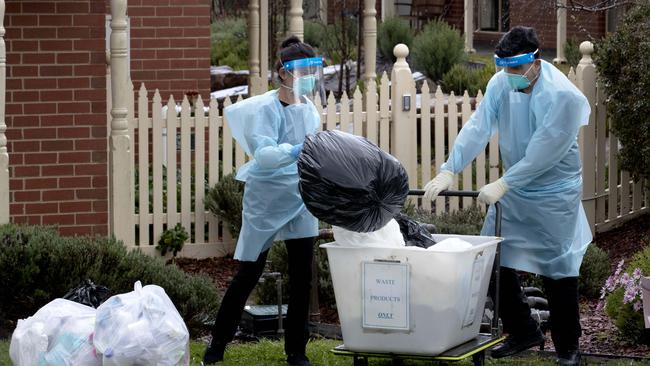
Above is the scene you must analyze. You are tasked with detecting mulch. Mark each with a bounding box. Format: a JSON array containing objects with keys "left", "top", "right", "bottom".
[{"left": 175, "top": 213, "right": 650, "bottom": 357}]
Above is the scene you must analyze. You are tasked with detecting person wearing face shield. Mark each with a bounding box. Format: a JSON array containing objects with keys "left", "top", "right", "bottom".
[
  {"left": 423, "top": 27, "right": 591, "bottom": 366},
  {"left": 202, "top": 36, "right": 323, "bottom": 366}
]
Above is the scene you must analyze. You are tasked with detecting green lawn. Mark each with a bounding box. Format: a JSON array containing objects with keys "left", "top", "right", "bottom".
[{"left": 0, "top": 338, "right": 645, "bottom": 366}]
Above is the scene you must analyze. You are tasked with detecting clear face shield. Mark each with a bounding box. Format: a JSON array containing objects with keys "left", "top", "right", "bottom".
[
  {"left": 281, "top": 57, "right": 325, "bottom": 105},
  {"left": 494, "top": 49, "right": 540, "bottom": 90}
]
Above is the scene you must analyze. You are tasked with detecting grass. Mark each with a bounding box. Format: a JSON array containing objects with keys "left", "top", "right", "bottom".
[
  {"left": 0, "top": 341, "right": 8, "bottom": 366},
  {"left": 1, "top": 338, "right": 646, "bottom": 365}
]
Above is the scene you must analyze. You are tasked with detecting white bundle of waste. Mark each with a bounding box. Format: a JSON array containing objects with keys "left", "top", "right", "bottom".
[
  {"left": 332, "top": 219, "right": 405, "bottom": 247},
  {"left": 10, "top": 299, "right": 101, "bottom": 366},
  {"left": 427, "top": 237, "right": 473, "bottom": 251},
  {"left": 93, "top": 281, "right": 190, "bottom": 366}
]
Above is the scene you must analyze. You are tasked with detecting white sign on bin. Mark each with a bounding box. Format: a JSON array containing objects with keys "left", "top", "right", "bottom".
[{"left": 362, "top": 261, "right": 410, "bottom": 330}]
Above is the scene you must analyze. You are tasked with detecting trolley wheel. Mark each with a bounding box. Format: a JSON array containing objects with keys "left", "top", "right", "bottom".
[
  {"left": 353, "top": 356, "right": 368, "bottom": 366},
  {"left": 472, "top": 351, "right": 486, "bottom": 366}
]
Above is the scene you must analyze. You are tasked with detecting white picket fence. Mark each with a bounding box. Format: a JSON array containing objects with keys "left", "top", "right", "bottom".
[{"left": 118, "top": 43, "right": 647, "bottom": 258}]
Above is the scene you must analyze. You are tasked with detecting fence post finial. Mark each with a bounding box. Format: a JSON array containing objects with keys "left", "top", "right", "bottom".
[
  {"left": 393, "top": 44, "right": 409, "bottom": 70},
  {"left": 579, "top": 41, "right": 594, "bottom": 65}
]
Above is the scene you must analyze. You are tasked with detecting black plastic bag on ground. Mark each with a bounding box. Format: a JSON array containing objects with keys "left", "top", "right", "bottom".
[
  {"left": 62, "top": 279, "right": 110, "bottom": 308},
  {"left": 394, "top": 213, "right": 437, "bottom": 248},
  {"left": 298, "top": 130, "right": 409, "bottom": 233}
]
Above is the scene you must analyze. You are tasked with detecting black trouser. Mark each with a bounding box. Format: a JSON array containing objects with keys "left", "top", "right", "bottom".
[
  {"left": 210, "top": 237, "right": 315, "bottom": 356},
  {"left": 499, "top": 267, "right": 581, "bottom": 354}
]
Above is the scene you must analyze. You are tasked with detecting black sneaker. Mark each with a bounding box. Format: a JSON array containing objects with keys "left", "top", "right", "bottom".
[
  {"left": 202, "top": 342, "right": 225, "bottom": 365},
  {"left": 287, "top": 353, "right": 312, "bottom": 366},
  {"left": 556, "top": 350, "right": 581, "bottom": 366},
  {"left": 490, "top": 329, "right": 545, "bottom": 358}
]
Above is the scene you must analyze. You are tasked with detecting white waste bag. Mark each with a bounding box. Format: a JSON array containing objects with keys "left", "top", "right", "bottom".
[
  {"left": 93, "top": 281, "right": 190, "bottom": 366},
  {"left": 427, "top": 237, "right": 473, "bottom": 251},
  {"left": 332, "top": 219, "right": 405, "bottom": 247},
  {"left": 10, "top": 299, "right": 101, "bottom": 366}
]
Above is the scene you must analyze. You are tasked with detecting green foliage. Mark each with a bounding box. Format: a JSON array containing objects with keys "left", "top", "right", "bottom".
[
  {"left": 441, "top": 64, "right": 479, "bottom": 96},
  {"left": 604, "top": 244, "right": 650, "bottom": 344},
  {"left": 564, "top": 38, "right": 581, "bottom": 69},
  {"left": 211, "top": 18, "right": 249, "bottom": 69},
  {"left": 0, "top": 224, "right": 219, "bottom": 334},
  {"left": 412, "top": 20, "right": 466, "bottom": 82},
  {"left": 579, "top": 244, "right": 611, "bottom": 299},
  {"left": 408, "top": 206, "right": 486, "bottom": 236},
  {"left": 157, "top": 223, "right": 189, "bottom": 257},
  {"left": 378, "top": 17, "right": 414, "bottom": 62},
  {"left": 441, "top": 61, "right": 496, "bottom": 97},
  {"left": 594, "top": 4, "right": 650, "bottom": 180},
  {"left": 205, "top": 173, "right": 244, "bottom": 239},
  {"left": 304, "top": 20, "right": 325, "bottom": 51}
]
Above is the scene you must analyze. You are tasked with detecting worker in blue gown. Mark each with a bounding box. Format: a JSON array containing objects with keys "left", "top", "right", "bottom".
[
  {"left": 423, "top": 27, "right": 592, "bottom": 366},
  {"left": 203, "top": 36, "right": 323, "bottom": 366}
]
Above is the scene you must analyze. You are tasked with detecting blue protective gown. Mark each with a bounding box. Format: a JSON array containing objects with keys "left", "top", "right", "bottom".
[
  {"left": 441, "top": 60, "right": 593, "bottom": 279},
  {"left": 224, "top": 90, "right": 320, "bottom": 261}
]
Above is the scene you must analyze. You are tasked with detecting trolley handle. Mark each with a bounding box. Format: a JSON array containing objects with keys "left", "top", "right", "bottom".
[{"left": 408, "top": 189, "right": 502, "bottom": 238}]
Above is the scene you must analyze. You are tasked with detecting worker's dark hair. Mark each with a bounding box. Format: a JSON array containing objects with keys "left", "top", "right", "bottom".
[
  {"left": 275, "top": 36, "right": 316, "bottom": 74},
  {"left": 495, "top": 26, "right": 540, "bottom": 59}
]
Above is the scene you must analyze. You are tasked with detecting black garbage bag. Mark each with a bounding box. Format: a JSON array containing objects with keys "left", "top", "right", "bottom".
[
  {"left": 298, "top": 130, "right": 409, "bottom": 233},
  {"left": 62, "top": 279, "right": 110, "bottom": 308},
  {"left": 394, "top": 213, "right": 437, "bottom": 248}
]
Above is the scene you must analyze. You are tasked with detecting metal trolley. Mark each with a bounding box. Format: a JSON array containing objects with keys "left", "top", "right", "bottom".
[{"left": 330, "top": 190, "right": 504, "bottom": 366}]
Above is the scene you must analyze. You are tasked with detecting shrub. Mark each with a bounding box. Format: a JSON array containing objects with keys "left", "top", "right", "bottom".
[
  {"left": 205, "top": 173, "right": 244, "bottom": 239},
  {"left": 211, "top": 18, "right": 249, "bottom": 69},
  {"left": 304, "top": 20, "right": 325, "bottom": 51},
  {"left": 594, "top": 3, "right": 650, "bottom": 180},
  {"left": 0, "top": 224, "right": 219, "bottom": 335},
  {"left": 579, "top": 244, "right": 611, "bottom": 299},
  {"left": 441, "top": 64, "right": 479, "bottom": 96},
  {"left": 564, "top": 38, "right": 581, "bottom": 69},
  {"left": 441, "top": 62, "right": 496, "bottom": 97},
  {"left": 157, "top": 223, "right": 189, "bottom": 257},
  {"left": 409, "top": 206, "right": 485, "bottom": 235},
  {"left": 378, "top": 17, "right": 414, "bottom": 62},
  {"left": 602, "top": 244, "right": 650, "bottom": 344},
  {"left": 412, "top": 20, "right": 466, "bottom": 82}
]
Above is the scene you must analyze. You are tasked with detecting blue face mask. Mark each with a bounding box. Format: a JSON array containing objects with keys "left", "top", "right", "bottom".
[
  {"left": 505, "top": 63, "right": 537, "bottom": 90},
  {"left": 295, "top": 75, "right": 316, "bottom": 95}
]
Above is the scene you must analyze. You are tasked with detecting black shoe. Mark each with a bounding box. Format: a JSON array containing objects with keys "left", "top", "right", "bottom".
[
  {"left": 490, "top": 329, "right": 545, "bottom": 358},
  {"left": 202, "top": 342, "right": 225, "bottom": 365},
  {"left": 287, "top": 354, "right": 312, "bottom": 366},
  {"left": 556, "top": 350, "right": 581, "bottom": 366}
]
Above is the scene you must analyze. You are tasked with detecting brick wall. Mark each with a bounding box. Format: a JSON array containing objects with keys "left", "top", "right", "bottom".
[
  {"left": 128, "top": 0, "right": 211, "bottom": 101},
  {"left": 440, "top": 0, "right": 606, "bottom": 50},
  {"left": 509, "top": 0, "right": 605, "bottom": 49},
  {"left": 5, "top": 0, "right": 213, "bottom": 238},
  {"left": 5, "top": 0, "right": 109, "bottom": 236}
]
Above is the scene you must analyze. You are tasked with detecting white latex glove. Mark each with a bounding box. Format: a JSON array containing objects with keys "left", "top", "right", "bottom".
[
  {"left": 478, "top": 178, "right": 509, "bottom": 205},
  {"left": 423, "top": 171, "right": 454, "bottom": 202}
]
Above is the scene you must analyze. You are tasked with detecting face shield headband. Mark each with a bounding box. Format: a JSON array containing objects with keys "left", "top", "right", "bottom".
[{"left": 494, "top": 49, "right": 539, "bottom": 68}]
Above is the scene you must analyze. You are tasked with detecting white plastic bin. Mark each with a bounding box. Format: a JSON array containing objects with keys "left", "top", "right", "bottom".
[{"left": 321, "top": 234, "right": 501, "bottom": 356}]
